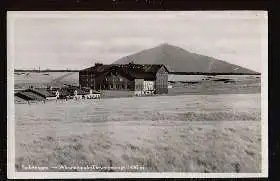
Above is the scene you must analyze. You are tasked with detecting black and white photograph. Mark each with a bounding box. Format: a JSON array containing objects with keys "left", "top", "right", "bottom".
[{"left": 7, "top": 11, "right": 268, "bottom": 179}]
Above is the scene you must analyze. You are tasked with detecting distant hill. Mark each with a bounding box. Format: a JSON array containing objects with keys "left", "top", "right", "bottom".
[
  {"left": 14, "top": 69, "right": 79, "bottom": 72},
  {"left": 113, "top": 43, "right": 259, "bottom": 74}
]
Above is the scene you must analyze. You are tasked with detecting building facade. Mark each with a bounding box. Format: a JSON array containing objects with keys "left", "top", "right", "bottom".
[
  {"left": 79, "top": 63, "right": 169, "bottom": 94},
  {"left": 155, "top": 65, "right": 169, "bottom": 94}
]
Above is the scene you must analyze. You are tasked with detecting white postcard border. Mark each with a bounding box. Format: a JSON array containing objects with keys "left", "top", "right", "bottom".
[{"left": 7, "top": 11, "right": 268, "bottom": 179}]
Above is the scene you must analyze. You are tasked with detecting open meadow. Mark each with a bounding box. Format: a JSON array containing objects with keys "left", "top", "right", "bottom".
[{"left": 15, "top": 93, "right": 261, "bottom": 172}]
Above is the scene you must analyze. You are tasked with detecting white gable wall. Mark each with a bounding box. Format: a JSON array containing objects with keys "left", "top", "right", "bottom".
[{"left": 143, "top": 81, "right": 155, "bottom": 91}]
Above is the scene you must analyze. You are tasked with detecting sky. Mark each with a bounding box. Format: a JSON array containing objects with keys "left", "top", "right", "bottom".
[{"left": 9, "top": 11, "right": 267, "bottom": 72}]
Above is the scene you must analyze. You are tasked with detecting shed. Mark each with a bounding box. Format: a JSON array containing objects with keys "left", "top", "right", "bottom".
[
  {"left": 15, "top": 91, "right": 45, "bottom": 101},
  {"left": 27, "top": 88, "right": 56, "bottom": 100}
]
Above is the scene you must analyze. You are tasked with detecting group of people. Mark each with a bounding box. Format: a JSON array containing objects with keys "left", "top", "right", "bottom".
[
  {"left": 26, "top": 89, "right": 101, "bottom": 105},
  {"left": 55, "top": 90, "right": 101, "bottom": 101}
]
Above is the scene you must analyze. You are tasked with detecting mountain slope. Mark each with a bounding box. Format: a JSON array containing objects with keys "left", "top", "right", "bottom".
[{"left": 113, "top": 43, "right": 258, "bottom": 74}]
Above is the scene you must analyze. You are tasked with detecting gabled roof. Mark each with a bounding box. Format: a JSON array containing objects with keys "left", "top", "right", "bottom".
[{"left": 80, "top": 64, "right": 168, "bottom": 80}]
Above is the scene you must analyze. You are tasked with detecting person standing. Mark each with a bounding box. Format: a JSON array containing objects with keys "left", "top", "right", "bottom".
[
  {"left": 55, "top": 90, "right": 60, "bottom": 102},
  {"left": 74, "top": 90, "right": 78, "bottom": 100}
]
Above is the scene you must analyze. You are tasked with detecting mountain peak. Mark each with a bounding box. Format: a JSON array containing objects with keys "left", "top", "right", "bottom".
[
  {"left": 113, "top": 44, "right": 258, "bottom": 74},
  {"left": 155, "top": 43, "right": 189, "bottom": 53},
  {"left": 157, "top": 42, "right": 175, "bottom": 48}
]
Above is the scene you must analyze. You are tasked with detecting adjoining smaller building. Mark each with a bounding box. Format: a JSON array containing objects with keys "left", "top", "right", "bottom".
[
  {"left": 15, "top": 89, "right": 47, "bottom": 101},
  {"left": 135, "top": 79, "right": 155, "bottom": 96}
]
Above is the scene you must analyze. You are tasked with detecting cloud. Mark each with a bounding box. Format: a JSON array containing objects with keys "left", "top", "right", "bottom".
[
  {"left": 81, "top": 40, "right": 103, "bottom": 47},
  {"left": 105, "top": 37, "right": 162, "bottom": 52},
  {"left": 11, "top": 11, "right": 266, "bottom": 72}
]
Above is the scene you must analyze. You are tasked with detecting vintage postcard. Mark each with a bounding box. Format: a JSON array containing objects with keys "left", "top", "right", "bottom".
[{"left": 7, "top": 11, "right": 268, "bottom": 179}]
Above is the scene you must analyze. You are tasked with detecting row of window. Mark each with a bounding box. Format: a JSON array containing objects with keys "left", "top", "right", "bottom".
[{"left": 95, "top": 84, "right": 130, "bottom": 90}]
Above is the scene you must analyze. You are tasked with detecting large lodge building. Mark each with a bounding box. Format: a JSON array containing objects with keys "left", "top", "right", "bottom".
[
  {"left": 79, "top": 63, "right": 169, "bottom": 95},
  {"left": 14, "top": 63, "right": 169, "bottom": 103}
]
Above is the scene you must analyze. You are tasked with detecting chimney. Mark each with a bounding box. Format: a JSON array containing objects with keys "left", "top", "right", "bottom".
[{"left": 95, "top": 63, "right": 103, "bottom": 67}]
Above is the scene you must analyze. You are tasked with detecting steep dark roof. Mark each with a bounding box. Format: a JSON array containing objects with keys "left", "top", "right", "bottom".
[
  {"left": 80, "top": 64, "right": 168, "bottom": 80},
  {"left": 15, "top": 91, "right": 45, "bottom": 101},
  {"left": 27, "top": 88, "right": 56, "bottom": 98},
  {"left": 14, "top": 95, "right": 27, "bottom": 103}
]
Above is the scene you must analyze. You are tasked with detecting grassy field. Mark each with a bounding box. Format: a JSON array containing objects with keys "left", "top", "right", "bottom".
[
  {"left": 168, "top": 74, "right": 260, "bottom": 82},
  {"left": 14, "top": 72, "right": 79, "bottom": 89},
  {"left": 168, "top": 74, "right": 261, "bottom": 95},
  {"left": 15, "top": 93, "right": 261, "bottom": 172}
]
